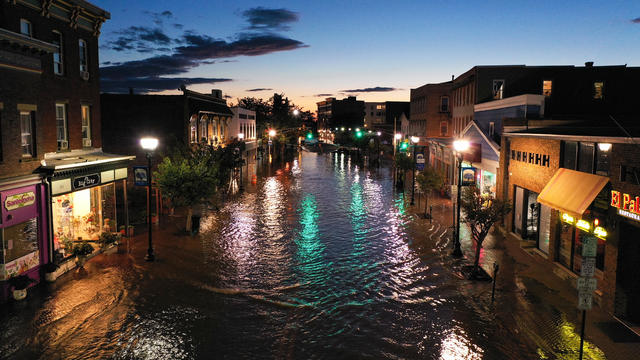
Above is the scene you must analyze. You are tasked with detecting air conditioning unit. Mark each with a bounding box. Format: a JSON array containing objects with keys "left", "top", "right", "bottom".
[
  {"left": 82, "top": 138, "right": 92, "bottom": 147},
  {"left": 58, "top": 140, "right": 68, "bottom": 150},
  {"left": 81, "top": 71, "right": 90, "bottom": 81}
]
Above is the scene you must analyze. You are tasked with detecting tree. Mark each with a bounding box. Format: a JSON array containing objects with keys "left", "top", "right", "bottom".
[
  {"left": 460, "top": 186, "right": 512, "bottom": 277},
  {"left": 394, "top": 152, "right": 414, "bottom": 189},
  {"left": 154, "top": 143, "right": 220, "bottom": 232},
  {"left": 415, "top": 166, "right": 444, "bottom": 217}
]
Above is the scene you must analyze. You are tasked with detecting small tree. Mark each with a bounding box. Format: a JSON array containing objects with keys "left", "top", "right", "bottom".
[
  {"left": 155, "top": 143, "right": 219, "bottom": 232},
  {"left": 394, "top": 152, "right": 414, "bottom": 189},
  {"left": 461, "top": 186, "right": 512, "bottom": 277},
  {"left": 415, "top": 166, "right": 444, "bottom": 217}
]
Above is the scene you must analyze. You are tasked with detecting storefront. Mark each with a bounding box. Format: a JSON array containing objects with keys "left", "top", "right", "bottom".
[
  {"left": 41, "top": 152, "right": 134, "bottom": 263},
  {"left": 0, "top": 175, "right": 48, "bottom": 300}
]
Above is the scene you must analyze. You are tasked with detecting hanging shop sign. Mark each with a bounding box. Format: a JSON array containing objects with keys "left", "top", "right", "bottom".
[
  {"left": 611, "top": 190, "right": 640, "bottom": 222},
  {"left": 461, "top": 167, "right": 477, "bottom": 186},
  {"left": 560, "top": 213, "right": 608, "bottom": 240},
  {"left": 416, "top": 149, "right": 425, "bottom": 171},
  {"left": 72, "top": 174, "right": 101, "bottom": 190},
  {"left": 134, "top": 166, "right": 149, "bottom": 186},
  {"left": 4, "top": 191, "right": 36, "bottom": 211}
]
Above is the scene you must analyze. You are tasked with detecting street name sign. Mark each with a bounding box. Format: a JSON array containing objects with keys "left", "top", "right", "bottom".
[
  {"left": 577, "top": 277, "right": 597, "bottom": 292},
  {"left": 580, "top": 257, "right": 596, "bottom": 277}
]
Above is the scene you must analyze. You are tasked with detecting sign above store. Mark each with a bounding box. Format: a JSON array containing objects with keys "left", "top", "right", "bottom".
[
  {"left": 4, "top": 191, "right": 36, "bottom": 211},
  {"left": 72, "top": 174, "right": 101, "bottom": 190},
  {"left": 611, "top": 190, "right": 640, "bottom": 222}
]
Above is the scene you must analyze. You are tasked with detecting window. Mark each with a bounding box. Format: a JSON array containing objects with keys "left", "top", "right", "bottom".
[
  {"left": 595, "top": 145, "right": 610, "bottom": 176},
  {"left": 248, "top": 115, "right": 255, "bottom": 120},
  {"left": 492, "top": 80, "right": 505, "bottom": 100},
  {"left": 440, "top": 96, "right": 449, "bottom": 112},
  {"left": 20, "top": 112, "right": 34, "bottom": 156},
  {"left": 440, "top": 121, "right": 448, "bottom": 136},
  {"left": 593, "top": 81, "right": 604, "bottom": 99},
  {"left": 578, "top": 142, "right": 595, "bottom": 173},
  {"left": 489, "top": 122, "right": 495, "bottom": 137},
  {"left": 52, "top": 31, "right": 64, "bottom": 75},
  {"left": 81, "top": 105, "right": 91, "bottom": 147},
  {"left": 189, "top": 115, "right": 197, "bottom": 143},
  {"left": 620, "top": 166, "right": 640, "bottom": 185},
  {"left": 78, "top": 39, "right": 88, "bottom": 73},
  {"left": 542, "top": 80, "right": 552, "bottom": 97},
  {"left": 20, "top": 19, "right": 32, "bottom": 37},
  {"left": 239, "top": 113, "right": 247, "bottom": 119},
  {"left": 55, "top": 104, "right": 68, "bottom": 150},
  {"left": 199, "top": 115, "right": 208, "bottom": 142},
  {"left": 1, "top": 218, "right": 39, "bottom": 273},
  {"left": 562, "top": 141, "right": 578, "bottom": 170}
]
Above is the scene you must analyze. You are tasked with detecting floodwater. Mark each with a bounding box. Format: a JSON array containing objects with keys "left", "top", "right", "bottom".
[{"left": 0, "top": 151, "right": 619, "bottom": 359}]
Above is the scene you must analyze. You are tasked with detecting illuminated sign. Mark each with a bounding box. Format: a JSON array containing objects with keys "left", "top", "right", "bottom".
[
  {"left": 562, "top": 213, "right": 575, "bottom": 225},
  {"left": 611, "top": 190, "right": 640, "bottom": 214},
  {"left": 4, "top": 191, "right": 36, "bottom": 211},
  {"left": 576, "top": 219, "right": 591, "bottom": 231},
  {"left": 618, "top": 208, "right": 640, "bottom": 223},
  {"left": 593, "top": 226, "right": 608, "bottom": 240}
]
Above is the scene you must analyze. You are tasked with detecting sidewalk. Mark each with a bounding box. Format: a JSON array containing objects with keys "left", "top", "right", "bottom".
[{"left": 404, "top": 190, "right": 640, "bottom": 360}]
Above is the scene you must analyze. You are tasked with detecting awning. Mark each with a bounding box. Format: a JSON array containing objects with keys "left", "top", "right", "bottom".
[{"left": 537, "top": 168, "right": 609, "bottom": 218}]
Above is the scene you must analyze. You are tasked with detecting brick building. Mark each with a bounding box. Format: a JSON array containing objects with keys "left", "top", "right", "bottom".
[
  {"left": 0, "top": 0, "right": 136, "bottom": 300},
  {"left": 497, "top": 124, "right": 640, "bottom": 326},
  {"left": 316, "top": 96, "right": 365, "bottom": 135}
]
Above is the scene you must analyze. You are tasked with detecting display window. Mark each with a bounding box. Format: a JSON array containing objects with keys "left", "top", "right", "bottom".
[
  {"left": 0, "top": 218, "right": 39, "bottom": 280},
  {"left": 52, "top": 183, "right": 116, "bottom": 259}
]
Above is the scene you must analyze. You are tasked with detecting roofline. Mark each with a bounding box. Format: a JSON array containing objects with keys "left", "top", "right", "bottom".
[
  {"left": 461, "top": 120, "right": 500, "bottom": 154},
  {"left": 504, "top": 132, "right": 640, "bottom": 144},
  {"left": 66, "top": 0, "right": 111, "bottom": 19}
]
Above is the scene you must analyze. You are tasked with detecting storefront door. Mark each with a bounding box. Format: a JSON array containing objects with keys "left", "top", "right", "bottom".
[
  {"left": 514, "top": 187, "right": 525, "bottom": 235},
  {"left": 616, "top": 221, "right": 640, "bottom": 323}
]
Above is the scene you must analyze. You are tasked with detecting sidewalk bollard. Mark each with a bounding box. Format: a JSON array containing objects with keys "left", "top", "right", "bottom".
[
  {"left": 491, "top": 262, "right": 499, "bottom": 303},
  {"left": 429, "top": 205, "right": 433, "bottom": 224}
]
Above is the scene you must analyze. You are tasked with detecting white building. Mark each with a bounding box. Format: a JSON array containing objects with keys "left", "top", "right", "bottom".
[{"left": 230, "top": 107, "right": 257, "bottom": 141}]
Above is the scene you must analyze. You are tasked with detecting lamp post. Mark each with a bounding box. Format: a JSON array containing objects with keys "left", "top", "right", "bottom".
[
  {"left": 376, "top": 131, "right": 381, "bottom": 168},
  {"left": 452, "top": 139, "right": 470, "bottom": 257},
  {"left": 410, "top": 136, "right": 419, "bottom": 205},
  {"left": 268, "top": 129, "right": 276, "bottom": 162},
  {"left": 140, "top": 137, "right": 158, "bottom": 261},
  {"left": 394, "top": 133, "right": 402, "bottom": 157},
  {"left": 238, "top": 133, "right": 244, "bottom": 190}
]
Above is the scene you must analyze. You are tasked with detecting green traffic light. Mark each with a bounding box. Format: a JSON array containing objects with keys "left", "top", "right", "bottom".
[
  {"left": 355, "top": 131, "right": 363, "bottom": 138},
  {"left": 400, "top": 142, "right": 408, "bottom": 150},
  {"left": 306, "top": 132, "right": 313, "bottom": 139}
]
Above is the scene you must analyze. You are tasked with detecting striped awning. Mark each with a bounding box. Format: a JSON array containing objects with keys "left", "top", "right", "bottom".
[{"left": 537, "top": 168, "right": 609, "bottom": 218}]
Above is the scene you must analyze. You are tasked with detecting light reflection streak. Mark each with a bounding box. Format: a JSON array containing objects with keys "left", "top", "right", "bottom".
[{"left": 439, "top": 327, "right": 484, "bottom": 360}]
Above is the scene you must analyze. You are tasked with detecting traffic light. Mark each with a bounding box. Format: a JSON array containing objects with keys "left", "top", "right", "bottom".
[
  {"left": 355, "top": 130, "right": 363, "bottom": 139},
  {"left": 306, "top": 132, "right": 313, "bottom": 140},
  {"left": 400, "top": 141, "right": 409, "bottom": 151}
]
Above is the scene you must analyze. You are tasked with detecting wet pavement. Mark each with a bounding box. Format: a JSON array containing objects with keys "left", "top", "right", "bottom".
[{"left": 1, "top": 151, "right": 639, "bottom": 359}]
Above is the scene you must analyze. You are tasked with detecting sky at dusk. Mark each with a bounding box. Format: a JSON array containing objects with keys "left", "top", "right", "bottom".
[{"left": 94, "top": 0, "right": 640, "bottom": 111}]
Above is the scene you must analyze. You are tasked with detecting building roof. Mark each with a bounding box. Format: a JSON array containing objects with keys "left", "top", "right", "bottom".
[{"left": 504, "top": 121, "right": 640, "bottom": 142}]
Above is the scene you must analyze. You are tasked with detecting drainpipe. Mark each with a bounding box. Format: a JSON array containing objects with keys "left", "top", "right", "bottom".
[{"left": 44, "top": 176, "right": 54, "bottom": 263}]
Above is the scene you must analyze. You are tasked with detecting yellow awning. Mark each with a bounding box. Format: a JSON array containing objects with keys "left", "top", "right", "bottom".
[{"left": 537, "top": 168, "right": 609, "bottom": 218}]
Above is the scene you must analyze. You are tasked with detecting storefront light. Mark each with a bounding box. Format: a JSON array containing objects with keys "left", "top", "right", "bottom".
[
  {"left": 561, "top": 213, "right": 575, "bottom": 225},
  {"left": 594, "top": 226, "right": 608, "bottom": 239},
  {"left": 598, "top": 143, "right": 612, "bottom": 152},
  {"left": 576, "top": 219, "right": 591, "bottom": 231},
  {"left": 140, "top": 137, "right": 158, "bottom": 151}
]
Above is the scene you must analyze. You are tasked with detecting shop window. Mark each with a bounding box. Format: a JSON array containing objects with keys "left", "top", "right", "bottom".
[
  {"left": 538, "top": 204, "right": 551, "bottom": 254},
  {"left": 578, "top": 142, "right": 595, "bottom": 174},
  {"left": 52, "top": 31, "right": 64, "bottom": 75},
  {"left": 0, "top": 111, "right": 3, "bottom": 162},
  {"left": 81, "top": 105, "right": 91, "bottom": 147},
  {"left": 20, "top": 19, "right": 32, "bottom": 37},
  {"left": 593, "top": 81, "right": 604, "bottom": 99},
  {"left": 1, "top": 218, "right": 39, "bottom": 279},
  {"left": 56, "top": 104, "right": 68, "bottom": 151},
  {"left": 562, "top": 141, "right": 578, "bottom": 170},
  {"left": 513, "top": 186, "right": 540, "bottom": 240},
  {"left": 542, "top": 80, "right": 552, "bottom": 97},
  {"left": 199, "top": 115, "right": 208, "bottom": 143},
  {"left": 492, "top": 80, "right": 504, "bottom": 100},
  {"left": 20, "top": 111, "right": 35, "bottom": 157},
  {"left": 189, "top": 115, "right": 197, "bottom": 143},
  {"left": 78, "top": 39, "right": 88, "bottom": 73},
  {"left": 52, "top": 183, "right": 116, "bottom": 260}
]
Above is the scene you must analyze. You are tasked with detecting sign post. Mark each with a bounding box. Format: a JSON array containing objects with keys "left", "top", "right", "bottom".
[{"left": 577, "top": 234, "right": 598, "bottom": 360}]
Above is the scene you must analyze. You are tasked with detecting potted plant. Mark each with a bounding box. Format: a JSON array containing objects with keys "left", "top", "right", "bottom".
[
  {"left": 8, "top": 274, "right": 35, "bottom": 301},
  {"left": 42, "top": 262, "right": 59, "bottom": 282},
  {"left": 72, "top": 241, "right": 94, "bottom": 268}
]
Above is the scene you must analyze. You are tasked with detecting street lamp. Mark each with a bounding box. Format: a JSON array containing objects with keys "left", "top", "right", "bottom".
[
  {"left": 410, "top": 136, "right": 419, "bottom": 205},
  {"left": 140, "top": 137, "right": 158, "bottom": 261},
  {"left": 268, "top": 129, "right": 276, "bottom": 161},
  {"left": 238, "top": 133, "right": 244, "bottom": 140},
  {"left": 293, "top": 109, "right": 300, "bottom": 116},
  {"left": 452, "top": 139, "right": 470, "bottom": 257},
  {"left": 376, "top": 131, "right": 381, "bottom": 168},
  {"left": 394, "top": 133, "right": 402, "bottom": 157}
]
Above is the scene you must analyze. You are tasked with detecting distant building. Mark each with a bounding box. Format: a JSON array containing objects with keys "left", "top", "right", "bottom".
[
  {"left": 0, "top": 0, "right": 130, "bottom": 299},
  {"left": 317, "top": 96, "right": 365, "bottom": 133},
  {"left": 364, "top": 102, "right": 385, "bottom": 129}
]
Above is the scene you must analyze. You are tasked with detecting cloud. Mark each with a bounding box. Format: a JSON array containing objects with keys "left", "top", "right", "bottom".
[
  {"left": 314, "top": 93, "right": 333, "bottom": 97},
  {"left": 173, "top": 23, "right": 184, "bottom": 29},
  {"left": 106, "top": 26, "right": 172, "bottom": 52},
  {"left": 144, "top": 10, "right": 174, "bottom": 26},
  {"left": 101, "top": 77, "right": 232, "bottom": 93},
  {"left": 176, "top": 33, "right": 307, "bottom": 60},
  {"left": 100, "top": 55, "right": 196, "bottom": 79},
  {"left": 341, "top": 87, "right": 397, "bottom": 93},
  {"left": 632, "top": 17, "right": 640, "bottom": 23},
  {"left": 242, "top": 7, "right": 299, "bottom": 31},
  {"left": 246, "top": 88, "right": 273, "bottom": 92},
  {"left": 224, "top": 95, "right": 233, "bottom": 99}
]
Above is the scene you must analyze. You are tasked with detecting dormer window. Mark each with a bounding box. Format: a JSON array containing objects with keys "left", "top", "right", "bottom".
[{"left": 20, "top": 19, "right": 32, "bottom": 37}]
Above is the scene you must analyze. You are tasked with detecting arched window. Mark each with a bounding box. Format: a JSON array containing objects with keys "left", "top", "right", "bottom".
[
  {"left": 189, "top": 115, "right": 197, "bottom": 143},
  {"left": 199, "top": 115, "right": 208, "bottom": 143}
]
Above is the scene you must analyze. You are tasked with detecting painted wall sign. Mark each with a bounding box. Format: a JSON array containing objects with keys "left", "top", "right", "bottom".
[
  {"left": 4, "top": 191, "right": 35, "bottom": 211},
  {"left": 72, "top": 174, "right": 100, "bottom": 190},
  {"left": 510, "top": 149, "right": 550, "bottom": 167}
]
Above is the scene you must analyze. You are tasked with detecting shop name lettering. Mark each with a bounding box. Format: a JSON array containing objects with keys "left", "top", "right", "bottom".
[
  {"left": 4, "top": 192, "right": 36, "bottom": 211},
  {"left": 73, "top": 174, "right": 100, "bottom": 189},
  {"left": 511, "top": 150, "right": 550, "bottom": 167},
  {"left": 611, "top": 190, "right": 640, "bottom": 214}
]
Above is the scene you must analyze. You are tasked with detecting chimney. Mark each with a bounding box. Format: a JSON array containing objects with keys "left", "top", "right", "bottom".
[
  {"left": 451, "top": 75, "right": 454, "bottom": 81},
  {"left": 211, "top": 89, "right": 222, "bottom": 99},
  {"left": 585, "top": 61, "right": 594, "bottom": 67}
]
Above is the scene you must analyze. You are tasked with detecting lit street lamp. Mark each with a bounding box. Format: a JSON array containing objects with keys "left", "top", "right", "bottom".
[
  {"left": 140, "top": 137, "right": 158, "bottom": 261},
  {"left": 393, "top": 133, "right": 402, "bottom": 157},
  {"left": 410, "top": 136, "right": 419, "bottom": 205},
  {"left": 268, "top": 129, "right": 276, "bottom": 161},
  {"left": 376, "top": 131, "right": 381, "bottom": 168},
  {"left": 237, "top": 133, "right": 244, "bottom": 190},
  {"left": 452, "top": 139, "right": 470, "bottom": 257}
]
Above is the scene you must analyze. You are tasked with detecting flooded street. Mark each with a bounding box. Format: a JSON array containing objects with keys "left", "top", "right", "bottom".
[{"left": 0, "top": 151, "right": 630, "bottom": 359}]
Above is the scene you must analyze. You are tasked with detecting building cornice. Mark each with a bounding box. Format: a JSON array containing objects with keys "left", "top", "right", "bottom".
[{"left": 0, "top": 27, "right": 57, "bottom": 53}]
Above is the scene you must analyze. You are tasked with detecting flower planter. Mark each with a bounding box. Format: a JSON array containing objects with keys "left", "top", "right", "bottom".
[{"left": 13, "top": 289, "right": 27, "bottom": 301}]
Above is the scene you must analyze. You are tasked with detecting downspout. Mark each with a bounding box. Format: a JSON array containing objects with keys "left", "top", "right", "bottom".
[{"left": 44, "top": 175, "right": 54, "bottom": 263}]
